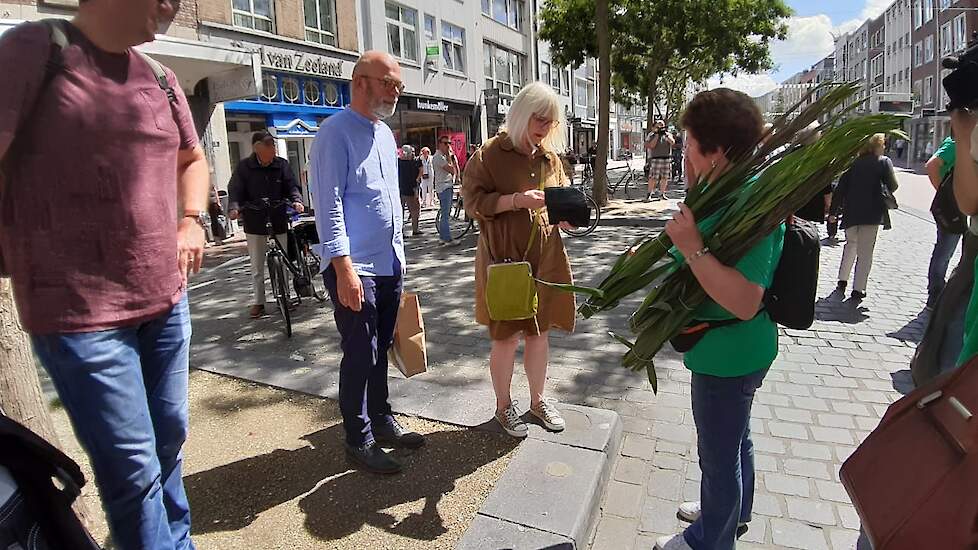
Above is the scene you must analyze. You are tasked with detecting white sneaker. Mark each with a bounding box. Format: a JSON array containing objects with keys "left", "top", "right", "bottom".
[
  {"left": 677, "top": 501, "right": 748, "bottom": 528},
  {"left": 654, "top": 533, "right": 693, "bottom": 550},
  {"left": 495, "top": 401, "right": 528, "bottom": 438},
  {"left": 530, "top": 400, "right": 566, "bottom": 431}
]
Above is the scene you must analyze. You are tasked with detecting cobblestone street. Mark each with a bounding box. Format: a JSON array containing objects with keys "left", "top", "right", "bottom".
[{"left": 188, "top": 186, "right": 945, "bottom": 549}]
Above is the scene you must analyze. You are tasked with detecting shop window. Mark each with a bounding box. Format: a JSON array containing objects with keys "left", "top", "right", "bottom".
[
  {"left": 303, "top": 80, "right": 321, "bottom": 105},
  {"left": 232, "top": 0, "right": 274, "bottom": 33},
  {"left": 441, "top": 22, "right": 465, "bottom": 73},
  {"left": 304, "top": 0, "right": 337, "bottom": 46},
  {"left": 386, "top": 3, "right": 419, "bottom": 62},
  {"left": 261, "top": 74, "right": 279, "bottom": 101},
  {"left": 282, "top": 77, "right": 301, "bottom": 104}
]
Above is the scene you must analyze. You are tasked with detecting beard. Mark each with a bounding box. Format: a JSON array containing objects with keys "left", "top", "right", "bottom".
[{"left": 371, "top": 98, "right": 398, "bottom": 120}]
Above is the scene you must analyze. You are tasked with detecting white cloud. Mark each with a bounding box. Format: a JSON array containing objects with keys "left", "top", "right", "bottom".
[{"left": 705, "top": 1, "right": 892, "bottom": 98}]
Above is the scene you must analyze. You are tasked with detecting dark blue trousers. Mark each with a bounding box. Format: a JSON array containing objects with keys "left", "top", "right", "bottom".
[{"left": 324, "top": 265, "right": 402, "bottom": 446}]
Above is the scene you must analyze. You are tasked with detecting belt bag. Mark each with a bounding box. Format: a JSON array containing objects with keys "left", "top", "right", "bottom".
[{"left": 485, "top": 168, "right": 545, "bottom": 322}]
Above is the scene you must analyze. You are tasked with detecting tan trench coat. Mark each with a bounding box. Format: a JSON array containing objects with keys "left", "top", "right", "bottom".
[{"left": 461, "top": 133, "right": 576, "bottom": 340}]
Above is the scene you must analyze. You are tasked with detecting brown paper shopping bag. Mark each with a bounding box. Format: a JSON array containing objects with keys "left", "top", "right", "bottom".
[{"left": 388, "top": 292, "right": 427, "bottom": 377}]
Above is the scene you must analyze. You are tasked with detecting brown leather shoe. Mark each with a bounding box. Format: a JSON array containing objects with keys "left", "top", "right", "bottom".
[{"left": 249, "top": 304, "right": 265, "bottom": 319}]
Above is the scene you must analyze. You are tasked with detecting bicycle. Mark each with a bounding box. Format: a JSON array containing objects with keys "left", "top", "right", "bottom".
[
  {"left": 606, "top": 164, "right": 640, "bottom": 198},
  {"left": 433, "top": 186, "right": 475, "bottom": 241},
  {"left": 243, "top": 199, "right": 325, "bottom": 337}
]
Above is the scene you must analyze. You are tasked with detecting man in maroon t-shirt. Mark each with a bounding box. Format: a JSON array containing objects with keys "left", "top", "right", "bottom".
[{"left": 0, "top": 1, "right": 208, "bottom": 548}]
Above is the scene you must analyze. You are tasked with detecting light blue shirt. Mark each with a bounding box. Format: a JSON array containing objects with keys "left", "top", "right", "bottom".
[{"left": 309, "top": 108, "right": 405, "bottom": 277}]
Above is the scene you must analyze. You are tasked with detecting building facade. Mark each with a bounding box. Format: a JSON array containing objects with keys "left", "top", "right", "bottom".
[
  {"left": 0, "top": 0, "right": 262, "bottom": 196},
  {"left": 885, "top": 0, "right": 913, "bottom": 95},
  {"left": 910, "top": 0, "right": 978, "bottom": 162}
]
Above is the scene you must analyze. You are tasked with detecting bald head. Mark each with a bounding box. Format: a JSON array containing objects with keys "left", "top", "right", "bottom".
[
  {"left": 353, "top": 50, "right": 399, "bottom": 79},
  {"left": 350, "top": 50, "right": 403, "bottom": 122}
]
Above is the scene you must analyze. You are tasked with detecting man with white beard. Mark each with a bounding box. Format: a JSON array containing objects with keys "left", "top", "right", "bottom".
[{"left": 309, "top": 51, "right": 424, "bottom": 474}]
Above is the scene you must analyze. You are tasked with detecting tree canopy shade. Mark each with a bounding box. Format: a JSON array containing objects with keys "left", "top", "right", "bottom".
[{"left": 539, "top": 0, "right": 791, "bottom": 130}]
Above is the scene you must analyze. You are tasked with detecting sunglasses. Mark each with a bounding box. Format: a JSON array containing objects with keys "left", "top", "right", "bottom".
[{"left": 359, "top": 75, "right": 406, "bottom": 93}]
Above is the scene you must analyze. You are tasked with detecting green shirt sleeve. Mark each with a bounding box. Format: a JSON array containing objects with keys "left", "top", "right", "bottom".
[
  {"left": 735, "top": 224, "right": 784, "bottom": 288},
  {"left": 935, "top": 137, "right": 956, "bottom": 179}
]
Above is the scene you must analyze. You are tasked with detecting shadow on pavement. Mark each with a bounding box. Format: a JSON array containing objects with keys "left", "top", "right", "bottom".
[
  {"left": 890, "top": 369, "right": 915, "bottom": 395},
  {"left": 887, "top": 309, "right": 930, "bottom": 344},
  {"left": 185, "top": 423, "right": 517, "bottom": 543},
  {"left": 815, "top": 290, "right": 870, "bottom": 324}
]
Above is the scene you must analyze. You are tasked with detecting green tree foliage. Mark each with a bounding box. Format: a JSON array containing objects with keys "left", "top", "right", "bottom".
[{"left": 540, "top": 0, "right": 791, "bottom": 131}]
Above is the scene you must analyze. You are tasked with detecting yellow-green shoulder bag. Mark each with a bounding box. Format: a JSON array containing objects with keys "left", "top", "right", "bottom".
[{"left": 484, "top": 171, "right": 545, "bottom": 321}]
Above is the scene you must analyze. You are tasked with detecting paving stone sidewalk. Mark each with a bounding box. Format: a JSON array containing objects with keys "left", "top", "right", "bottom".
[{"left": 188, "top": 200, "right": 943, "bottom": 550}]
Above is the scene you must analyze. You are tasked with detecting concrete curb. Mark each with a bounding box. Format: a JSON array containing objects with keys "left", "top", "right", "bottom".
[{"left": 456, "top": 404, "right": 622, "bottom": 550}]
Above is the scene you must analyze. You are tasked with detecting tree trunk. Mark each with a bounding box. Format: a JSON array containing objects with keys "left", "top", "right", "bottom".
[
  {"left": 0, "top": 279, "right": 58, "bottom": 442},
  {"left": 593, "top": 0, "right": 612, "bottom": 207},
  {"left": 0, "top": 279, "right": 96, "bottom": 532}
]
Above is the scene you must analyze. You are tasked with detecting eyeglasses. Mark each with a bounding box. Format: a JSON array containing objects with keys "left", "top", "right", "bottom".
[
  {"left": 358, "top": 75, "right": 406, "bottom": 94},
  {"left": 439, "top": 140, "right": 451, "bottom": 145},
  {"left": 531, "top": 114, "right": 558, "bottom": 128}
]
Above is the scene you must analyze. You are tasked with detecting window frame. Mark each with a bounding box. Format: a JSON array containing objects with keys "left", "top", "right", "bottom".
[
  {"left": 385, "top": 2, "right": 420, "bottom": 63},
  {"left": 954, "top": 14, "right": 968, "bottom": 52},
  {"left": 924, "top": 75, "right": 934, "bottom": 105},
  {"left": 232, "top": 0, "right": 274, "bottom": 33},
  {"left": 482, "top": 0, "right": 526, "bottom": 32},
  {"left": 303, "top": 0, "right": 337, "bottom": 46},
  {"left": 440, "top": 21, "right": 466, "bottom": 74},
  {"left": 483, "top": 41, "right": 524, "bottom": 98},
  {"left": 925, "top": 34, "right": 934, "bottom": 63}
]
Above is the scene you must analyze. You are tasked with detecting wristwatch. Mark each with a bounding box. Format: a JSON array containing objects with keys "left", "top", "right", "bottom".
[{"left": 183, "top": 210, "right": 209, "bottom": 229}]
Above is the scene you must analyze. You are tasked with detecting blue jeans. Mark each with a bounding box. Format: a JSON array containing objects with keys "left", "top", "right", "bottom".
[
  {"left": 31, "top": 295, "right": 195, "bottom": 550},
  {"left": 323, "top": 265, "right": 402, "bottom": 446},
  {"left": 684, "top": 368, "right": 769, "bottom": 550},
  {"left": 437, "top": 187, "right": 454, "bottom": 242},
  {"left": 927, "top": 227, "right": 961, "bottom": 304}
]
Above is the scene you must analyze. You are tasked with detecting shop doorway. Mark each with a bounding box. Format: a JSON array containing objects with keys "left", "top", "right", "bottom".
[{"left": 285, "top": 138, "right": 315, "bottom": 207}]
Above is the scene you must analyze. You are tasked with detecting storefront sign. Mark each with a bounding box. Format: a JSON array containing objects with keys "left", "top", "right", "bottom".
[
  {"left": 208, "top": 59, "right": 261, "bottom": 104},
  {"left": 261, "top": 46, "right": 347, "bottom": 79},
  {"left": 416, "top": 99, "right": 450, "bottom": 112}
]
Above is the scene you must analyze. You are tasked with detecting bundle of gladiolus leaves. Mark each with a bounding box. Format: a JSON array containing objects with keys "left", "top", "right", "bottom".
[{"left": 540, "top": 83, "right": 908, "bottom": 392}]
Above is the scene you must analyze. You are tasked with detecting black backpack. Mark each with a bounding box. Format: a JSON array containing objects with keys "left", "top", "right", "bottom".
[
  {"left": 931, "top": 171, "right": 969, "bottom": 235},
  {"left": 763, "top": 217, "right": 821, "bottom": 330},
  {"left": 0, "top": 412, "right": 101, "bottom": 550},
  {"left": 670, "top": 218, "right": 820, "bottom": 352}
]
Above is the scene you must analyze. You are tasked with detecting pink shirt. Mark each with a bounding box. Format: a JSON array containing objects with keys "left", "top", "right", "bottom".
[{"left": 0, "top": 22, "right": 198, "bottom": 334}]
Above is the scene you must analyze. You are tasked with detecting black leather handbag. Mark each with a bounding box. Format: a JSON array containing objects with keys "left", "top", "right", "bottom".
[{"left": 544, "top": 187, "right": 591, "bottom": 229}]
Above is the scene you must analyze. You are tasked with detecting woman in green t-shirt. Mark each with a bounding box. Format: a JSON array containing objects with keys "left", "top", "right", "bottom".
[{"left": 654, "top": 90, "right": 784, "bottom": 550}]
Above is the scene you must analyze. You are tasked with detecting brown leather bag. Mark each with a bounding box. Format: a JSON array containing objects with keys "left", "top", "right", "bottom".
[{"left": 840, "top": 357, "right": 978, "bottom": 549}]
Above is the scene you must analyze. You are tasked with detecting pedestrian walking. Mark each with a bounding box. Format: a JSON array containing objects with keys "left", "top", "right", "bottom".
[
  {"left": 925, "top": 136, "right": 961, "bottom": 308},
  {"left": 398, "top": 145, "right": 422, "bottom": 237},
  {"left": 653, "top": 89, "right": 783, "bottom": 550},
  {"left": 831, "top": 133, "right": 899, "bottom": 301},
  {"left": 434, "top": 135, "right": 460, "bottom": 245},
  {"left": 227, "top": 130, "right": 305, "bottom": 319},
  {"left": 309, "top": 50, "right": 424, "bottom": 475},
  {"left": 895, "top": 137, "right": 906, "bottom": 160},
  {"left": 793, "top": 123, "right": 834, "bottom": 235},
  {"left": 418, "top": 146, "right": 435, "bottom": 208},
  {"left": 0, "top": 2, "right": 209, "bottom": 548},
  {"left": 645, "top": 119, "right": 676, "bottom": 201},
  {"left": 461, "top": 82, "right": 576, "bottom": 438},
  {"left": 672, "top": 129, "right": 685, "bottom": 183}
]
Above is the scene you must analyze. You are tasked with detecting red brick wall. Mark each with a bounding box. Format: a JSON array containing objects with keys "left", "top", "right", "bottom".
[
  {"left": 174, "top": 0, "right": 198, "bottom": 31},
  {"left": 197, "top": 0, "right": 231, "bottom": 26}
]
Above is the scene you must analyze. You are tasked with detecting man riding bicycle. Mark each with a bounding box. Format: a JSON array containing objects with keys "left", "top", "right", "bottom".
[{"left": 228, "top": 130, "right": 305, "bottom": 318}]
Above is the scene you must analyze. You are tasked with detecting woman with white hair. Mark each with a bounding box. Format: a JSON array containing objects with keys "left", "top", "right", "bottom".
[{"left": 462, "top": 82, "right": 576, "bottom": 437}]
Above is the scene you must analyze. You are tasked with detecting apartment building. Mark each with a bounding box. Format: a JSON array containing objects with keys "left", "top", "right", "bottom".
[
  {"left": 910, "top": 0, "right": 978, "bottom": 161},
  {"left": 885, "top": 0, "right": 913, "bottom": 95}
]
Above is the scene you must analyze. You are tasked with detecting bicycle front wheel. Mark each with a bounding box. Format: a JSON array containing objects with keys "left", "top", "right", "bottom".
[
  {"left": 560, "top": 192, "right": 600, "bottom": 238},
  {"left": 267, "top": 254, "right": 293, "bottom": 337}
]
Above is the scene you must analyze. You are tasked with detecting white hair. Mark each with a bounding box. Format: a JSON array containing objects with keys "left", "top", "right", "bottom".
[{"left": 502, "top": 82, "right": 567, "bottom": 153}]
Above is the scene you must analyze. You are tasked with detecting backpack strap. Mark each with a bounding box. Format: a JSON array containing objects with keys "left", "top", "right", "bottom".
[{"left": 134, "top": 49, "right": 178, "bottom": 103}]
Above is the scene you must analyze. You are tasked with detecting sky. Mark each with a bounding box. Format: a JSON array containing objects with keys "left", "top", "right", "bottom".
[{"left": 709, "top": 0, "right": 894, "bottom": 97}]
